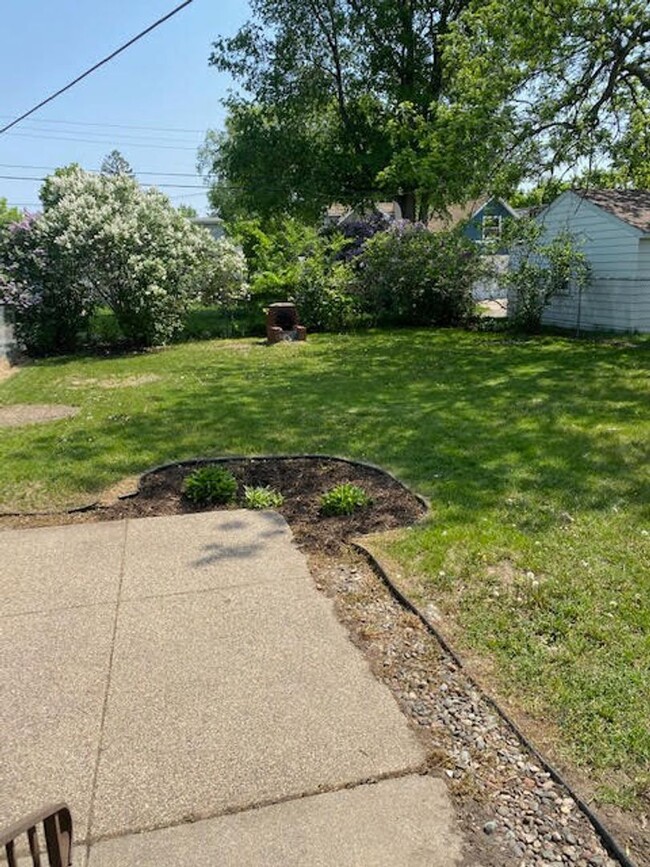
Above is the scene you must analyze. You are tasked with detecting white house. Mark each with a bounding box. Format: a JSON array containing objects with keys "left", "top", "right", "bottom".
[{"left": 536, "top": 189, "right": 650, "bottom": 333}]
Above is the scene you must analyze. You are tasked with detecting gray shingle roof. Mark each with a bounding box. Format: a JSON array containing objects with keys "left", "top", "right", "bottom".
[{"left": 575, "top": 189, "right": 650, "bottom": 234}]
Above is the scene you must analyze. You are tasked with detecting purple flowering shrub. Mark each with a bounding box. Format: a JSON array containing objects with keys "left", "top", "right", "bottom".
[
  {"left": 353, "top": 222, "right": 483, "bottom": 327},
  {"left": 0, "top": 213, "right": 89, "bottom": 354},
  {"left": 327, "top": 212, "right": 388, "bottom": 262}
]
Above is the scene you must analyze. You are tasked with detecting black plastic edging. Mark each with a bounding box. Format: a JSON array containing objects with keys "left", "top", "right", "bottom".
[
  {"left": 3, "top": 453, "right": 429, "bottom": 518},
  {"left": 136, "top": 453, "right": 431, "bottom": 512},
  {"left": 352, "top": 541, "right": 638, "bottom": 867},
  {"left": 0, "top": 500, "right": 99, "bottom": 518}
]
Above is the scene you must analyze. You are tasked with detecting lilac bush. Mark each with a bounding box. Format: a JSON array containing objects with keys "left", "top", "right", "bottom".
[
  {"left": 331, "top": 212, "right": 388, "bottom": 262},
  {"left": 0, "top": 167, "right": 249, "bottom": 353},
  {"left": 353, "top": 222, "right": 483, "bottom": 327},
  {"left": 0, "top": 211, "right": 89, "bottom": 354}
]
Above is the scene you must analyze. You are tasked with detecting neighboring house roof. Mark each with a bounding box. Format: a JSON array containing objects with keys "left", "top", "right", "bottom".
[
  {"left": 572, "top": 189, "right": 650, "bottom": 235},
  {"left": 427, "top": 197, "right": 488, "bottom": 232},
  {"left": 326, "top": 195, "right": 518, "bottom": 230}
]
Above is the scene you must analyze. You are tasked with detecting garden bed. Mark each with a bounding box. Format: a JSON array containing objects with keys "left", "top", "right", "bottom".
[{"left": 74, "top": 457, "right": 426, "bottom": 554}]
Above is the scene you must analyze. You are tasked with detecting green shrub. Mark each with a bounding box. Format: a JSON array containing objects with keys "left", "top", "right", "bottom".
[
  {"left": 502, "top": 220, "right": 590, "bottom": 332},
  {"left": 243, "top": 485, "right": 284, "bottom": 509},
  {"left": 354, "top": 223, "right": 483, "bottom": 327},
  {"left": 320, "top": 483, "right": 372, "bottom": 516},
  {"left": 0, "top": 166, "right": 249, "bottom": 354},
  {"left": 291, "top": 257, "right": 361, "bottom": 332},
  {"left": 183, "top": 466, "right": 238, "bottom": 506}
]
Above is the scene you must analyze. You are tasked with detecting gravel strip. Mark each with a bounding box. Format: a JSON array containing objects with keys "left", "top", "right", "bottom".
[{"left": 310, "top": 554, "right": 627, "bottom": 867}]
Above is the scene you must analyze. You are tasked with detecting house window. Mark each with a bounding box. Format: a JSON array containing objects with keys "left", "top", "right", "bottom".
[{"left": 482, "top": 214, "right": 502, "bottom": 241}]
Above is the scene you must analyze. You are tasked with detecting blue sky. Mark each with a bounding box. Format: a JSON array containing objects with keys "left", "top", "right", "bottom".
[{"left": 0, "top": 0, "right": 249, "bottom": 215}]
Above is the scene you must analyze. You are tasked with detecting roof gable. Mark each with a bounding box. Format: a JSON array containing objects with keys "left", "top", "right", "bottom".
[
  {"left": 538, "top": 190, "right": 647, "bottom": 238},
  {"left": 571, "top": 189, "right": 650, "bottom": 235}
]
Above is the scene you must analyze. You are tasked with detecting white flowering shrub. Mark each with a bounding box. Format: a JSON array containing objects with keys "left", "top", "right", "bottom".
[
  {"left": 193, "top": 235, "right": 249, "bottom": 308},
  {"left": 0, "top": 167, "right": 249, "bottom": 352}
]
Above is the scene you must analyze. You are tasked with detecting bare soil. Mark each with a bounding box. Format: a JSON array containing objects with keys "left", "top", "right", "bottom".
[{"left": 0, "top": 403, "right": 79, "bottom": 428}]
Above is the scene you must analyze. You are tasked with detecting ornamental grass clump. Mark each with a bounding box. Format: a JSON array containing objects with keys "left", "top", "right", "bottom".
[
  {"left": 183, "top": 466, "right": 238, "bottom": 506},
  {"left": 320, "top": 483, "right": 372, "bottom": 516},
  {"left": 243, "top": 485, "right": 285, "bottom": 509}
]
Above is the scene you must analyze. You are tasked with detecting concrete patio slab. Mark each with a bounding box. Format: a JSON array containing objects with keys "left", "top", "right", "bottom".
[
  {"left": 0, "top": 606, "right": 115, "bottom": 844},
  {"left": 91, "top": 576, "right": 424, "bottom": 839},
  {"left": 0, "top": 511, "right": 460, "bottom": 863},
  {"left": 88, "top": 776, "right": 463, "bottom": 866},
  {"left": 119, "top": 511, "right": 307, "bottom": 600},
  {"left": 0, "top": 521, "right": 125, "bottom": 617}
]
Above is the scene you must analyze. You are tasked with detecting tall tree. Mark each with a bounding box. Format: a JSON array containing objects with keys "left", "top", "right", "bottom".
[
  {"left": 100, "top": 149, "right": 135, "bottom": 177},
  {"left": 0, "top": 197, "right": 21, "bottom": 226},
  {"left": 448, "top": 0, "right": 650, "bottom": 177},
  {"left": 203, "top": 0, "right": 513, "bottom": 221}
]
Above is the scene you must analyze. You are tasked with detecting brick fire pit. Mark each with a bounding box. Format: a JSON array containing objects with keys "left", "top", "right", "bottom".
[{"left": 266, "top": 302, "right": 307, "bottom": 344}]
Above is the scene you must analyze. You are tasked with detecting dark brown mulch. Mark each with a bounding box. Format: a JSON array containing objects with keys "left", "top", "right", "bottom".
[{"left": 80, "top": 457, "right": 426, "bottom": 553}]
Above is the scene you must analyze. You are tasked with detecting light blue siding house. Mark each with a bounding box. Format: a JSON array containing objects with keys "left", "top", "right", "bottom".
[
  {"left": 461, "top": 197, "right": 519, "bottom": 250},
  {"left": 535, "top": 189, "right": 650, "bottom": 333}
]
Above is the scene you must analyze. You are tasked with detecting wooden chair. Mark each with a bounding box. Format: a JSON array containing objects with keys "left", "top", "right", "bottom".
[{"left": 1, "top": 803, "right": 73, "bottom": 866}]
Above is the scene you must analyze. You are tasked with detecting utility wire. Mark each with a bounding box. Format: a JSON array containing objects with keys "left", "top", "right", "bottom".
[
  {"left": 4, "top": 129, "right": 200, "bottom": 146},
  {"left": 0, "top": 163, "right": 202, "bottom": 178},
  {"left": 4, "top": 132, "right": 199, "bottom": 151},
  {"left": 0, "top": 173, "right": 206, "bottom": 190},
  {"left": 0, "top": 0, "right": 194, "bottom": 136},
  {"left": 0, "top": 115, "right": 207, "bottom": 135}
]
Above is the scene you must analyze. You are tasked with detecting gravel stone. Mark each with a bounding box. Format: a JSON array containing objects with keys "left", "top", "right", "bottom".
[{"left": 311, "top": 555, "right": 631, "bottom": 867}]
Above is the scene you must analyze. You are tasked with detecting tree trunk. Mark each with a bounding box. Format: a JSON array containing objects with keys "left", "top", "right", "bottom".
[{"left": 397, "top": 191, "right": 416, "bottom": 222}]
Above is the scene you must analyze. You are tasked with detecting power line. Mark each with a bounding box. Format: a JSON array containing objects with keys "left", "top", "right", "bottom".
[
  {"left": 4, "top": 129, "right": 200, "bottom": 146},
  {"left": 0, "top": 163, "right": 203, "bottom": 178},
  {"left": 4, "top": 131, "right": 199, "bottom": 151},
  {"left": 0, "top": 0, "right": 194, "bottom": 136},
  {"left": 0, "top": 173, "right": 207, "bottom": 190},
  {"left": 0, "top": 116, "right": 207, "bottom": 135}
]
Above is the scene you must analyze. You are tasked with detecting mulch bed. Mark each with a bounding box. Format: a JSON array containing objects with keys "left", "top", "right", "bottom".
[{"left": 66, "top": 457, "right": 426, "bottom": 553}]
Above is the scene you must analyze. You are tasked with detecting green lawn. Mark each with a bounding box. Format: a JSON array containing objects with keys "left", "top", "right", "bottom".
[{"left": 1, "top": 329, "right": 648, "bottom": 808}]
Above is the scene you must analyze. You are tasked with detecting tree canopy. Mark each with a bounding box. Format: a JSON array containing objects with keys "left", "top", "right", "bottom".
[
  {"left": 100, "top": 149, "right": 135, "bottom": 177},
  {"left": 449, "top": 0, "right": 650, "bottom": 180},
  {"left": 203, "top": 0, "right": 515, "bottom": 222},
  {"left": 0, "top": 197, "right": 21, "bottom": 226},
  {"left": 202, "top": 0, "right": 650, "bottom": 222}
]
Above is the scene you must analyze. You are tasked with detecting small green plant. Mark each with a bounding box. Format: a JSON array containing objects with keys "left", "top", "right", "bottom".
[
  {"left": 183, "top": 466, "right": 238, "bottom": 506},
  {"left": 319, "top": 483, "right": 372, "bottom": 516},
  {"left": 243, "top": 485, "right": 284, "bottom": 509}
]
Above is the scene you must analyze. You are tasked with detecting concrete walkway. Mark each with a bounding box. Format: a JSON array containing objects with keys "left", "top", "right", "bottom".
[{"left": 1, "top": 511, "right": 464, "bottom": 865}]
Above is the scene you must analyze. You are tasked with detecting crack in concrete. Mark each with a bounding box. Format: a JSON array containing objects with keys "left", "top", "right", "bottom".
[{"left": 82, "top": 762, "right": 431, "bottom": 848}]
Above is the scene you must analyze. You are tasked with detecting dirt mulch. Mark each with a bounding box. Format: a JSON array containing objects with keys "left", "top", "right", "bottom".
[
  {"left": 1, "top": 457, "right": 426, "bottom": 553},
  {"left": 98, "top": 457, "right": 426, "bottom": 553}
]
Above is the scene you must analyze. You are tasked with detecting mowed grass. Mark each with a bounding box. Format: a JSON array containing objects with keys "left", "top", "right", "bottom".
[{"left": 1, "top": 329, "right": 648, "bottom": 808}]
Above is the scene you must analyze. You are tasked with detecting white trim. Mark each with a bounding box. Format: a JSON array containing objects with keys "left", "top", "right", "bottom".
[{"left": 472, "top": 196, "right": 520, "bottom": 220}]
